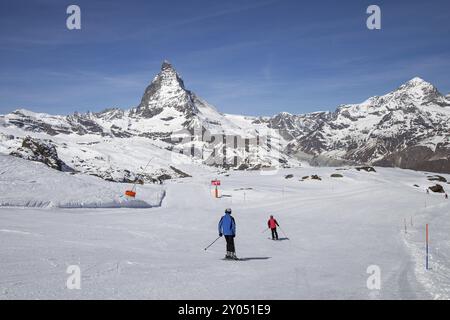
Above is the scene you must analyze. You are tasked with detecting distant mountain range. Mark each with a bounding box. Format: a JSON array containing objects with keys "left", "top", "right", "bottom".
[
  {"left": 280, "top": 76, "right": 450, "bottom": 173},
  {"left": 1, "top": 61, "right": 449, "bottom": 181}
]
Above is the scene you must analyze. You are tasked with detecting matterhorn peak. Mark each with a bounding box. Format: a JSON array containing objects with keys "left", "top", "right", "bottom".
[
  {"left": 134, "top": 61, "right": 197, "bottom": 118},
  {"left": 161, "top": 60, "right": 174, "bottom": 71},
  {"left": 156, "top": 60, "right": 183, "bottom": 83}
]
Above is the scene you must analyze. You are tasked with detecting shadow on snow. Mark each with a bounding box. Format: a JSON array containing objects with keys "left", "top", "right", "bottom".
[{"left": 238, "top": 257, "right": 272, "bottom": 261}]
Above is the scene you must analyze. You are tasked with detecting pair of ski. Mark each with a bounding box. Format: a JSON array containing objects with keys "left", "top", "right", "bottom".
[{"left": 222, "top": 256, "right": 241, "bottom": 261}]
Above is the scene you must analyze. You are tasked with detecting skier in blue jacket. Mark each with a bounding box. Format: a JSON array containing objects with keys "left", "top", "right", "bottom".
[{"left": 218, "top": 208, "right": 238, "bottom": 260}]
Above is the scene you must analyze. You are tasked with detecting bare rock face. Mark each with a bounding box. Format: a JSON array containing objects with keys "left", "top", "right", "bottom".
[
  {"left": 263, "top": 111, "right": 331, "bottom": 141},
  {"left": 373, "top": 145, "right": 450, "bottom": 174},
  {"left": 10, "top": 136, "right": 71, "bottom": 171},
  {"left": 135, "top": 61, "right": 198, "bottom": 119}
]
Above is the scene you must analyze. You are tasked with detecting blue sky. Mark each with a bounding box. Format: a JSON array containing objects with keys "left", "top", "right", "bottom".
[{"left": 0, "top": 0, "right": 449, "bottom": 116}]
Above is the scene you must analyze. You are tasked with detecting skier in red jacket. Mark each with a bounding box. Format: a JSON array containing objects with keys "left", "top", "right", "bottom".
[{"left": 267, "top": 215, "right": 280, "bottom": 240}]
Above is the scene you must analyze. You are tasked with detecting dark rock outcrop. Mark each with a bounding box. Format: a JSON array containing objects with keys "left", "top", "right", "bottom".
[
  {"left": 427, "top": 175, "right": 447, "bottom": 182},
  {"left": 331, "top": 173, "right": 343, "bottom": 178},
  {"left": 356, "top": 166, "right": 376, "bottom": 172},
  {"left": 10, "top": 136, "right": 71, "bottom": 171},
  {"left": 429, "top": 184, "right": 445, "bottom": 193}
]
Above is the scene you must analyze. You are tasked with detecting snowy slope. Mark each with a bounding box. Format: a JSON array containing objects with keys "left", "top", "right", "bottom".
[
  {"left": 0, "top": 130, "right": 207, "bottom": 183},
  {"left": 0, "top": 155, "right": 165, "bottom": 208},
  {"left": 0, "top": 163, "right": 449, "bottom": 299}
]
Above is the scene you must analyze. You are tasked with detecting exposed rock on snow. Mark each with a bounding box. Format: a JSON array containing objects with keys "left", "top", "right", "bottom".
[
  {"left": 299, "top": 174, "right": 322, "bottom": 181},
  {"left": 356, "top": 166, "right": 377, "bottom": 172},
  {"left": 429, "top": 184, "right": 445, "bottom": 193},
  {"left": 331, "top": 173, "right": 343, "bottom": 178},
  {"left": 169, "top": 166, "right": 191, "bottom": 178},
  {"left": 427, "top": 175, "right": 447, "bottom": 182},
  {"left": 9, "top": 136, "right": 71, "bottom": 171}
]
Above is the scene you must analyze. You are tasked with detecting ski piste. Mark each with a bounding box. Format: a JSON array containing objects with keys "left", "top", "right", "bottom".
[{"left": 1, "top": 154, "right": 449, "bottom": 298}]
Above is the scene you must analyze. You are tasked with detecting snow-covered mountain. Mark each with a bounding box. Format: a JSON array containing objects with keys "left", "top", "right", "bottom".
[
  {"left": 0, "top": 61, "right": 296, "bottom": 182},
  {"left": 1, "top": 61, "right": 449, "bottom": 178},
  {"left": 286, "top": 77, "right": 450, "bottom": 173}
]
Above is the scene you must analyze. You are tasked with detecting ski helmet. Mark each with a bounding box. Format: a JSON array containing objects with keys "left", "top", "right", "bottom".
[{"left": 225, "top": 208, "right": 232, "bottom": 214}]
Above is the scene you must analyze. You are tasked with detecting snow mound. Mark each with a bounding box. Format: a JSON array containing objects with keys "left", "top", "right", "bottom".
[{"left": 0, "top": 155, "right": 165, "bottom": 209}]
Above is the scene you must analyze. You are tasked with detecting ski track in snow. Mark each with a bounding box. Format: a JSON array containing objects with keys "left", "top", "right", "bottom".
[
  {"left": 0, "top": 229, "right": 35, "bottom": 236},
  {"left": 0, "top": 157, "right": 449, "bottom": 299}
]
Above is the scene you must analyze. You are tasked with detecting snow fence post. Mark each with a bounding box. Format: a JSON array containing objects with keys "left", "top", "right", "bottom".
[
  {"left": 426, "top": 224, "right": 429, "bottom": 270},
  {"left": 211, "top": 179, "right": 221, "bottom": 198},
  {"left": 404, "top": 218, "right": 407, "bottom": 234}
]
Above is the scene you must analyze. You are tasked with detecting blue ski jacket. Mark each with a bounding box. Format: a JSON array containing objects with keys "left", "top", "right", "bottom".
[{"left": 218, "top": 213, "right": 236, "bottom": 236}]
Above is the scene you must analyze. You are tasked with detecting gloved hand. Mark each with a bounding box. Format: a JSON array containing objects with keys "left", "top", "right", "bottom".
[{"left": 219, "top": 233, "right": 223, "bottom": 237}]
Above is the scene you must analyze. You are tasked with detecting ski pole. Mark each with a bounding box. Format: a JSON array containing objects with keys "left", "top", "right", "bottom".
[
  {"left": 279, "top": 226, "right": 290, "bottom": 240},
  {"left": 261, "top": 227, "right": 269, "bottom": 233},
  {"left": 204, "top": 236, "right": 221, "bottom": 251}
]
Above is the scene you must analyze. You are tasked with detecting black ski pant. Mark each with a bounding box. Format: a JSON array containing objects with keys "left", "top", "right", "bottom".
[
  {"left": 225, "top": 235, "right": 235, "bottom": 253},
  {"left": 271, "top": 228, "right": 279, "bottom": 240}
]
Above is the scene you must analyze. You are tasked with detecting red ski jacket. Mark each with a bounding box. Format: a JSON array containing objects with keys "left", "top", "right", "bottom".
[{"left": 268, "top": 218, "right": 279, "bottom": 229}]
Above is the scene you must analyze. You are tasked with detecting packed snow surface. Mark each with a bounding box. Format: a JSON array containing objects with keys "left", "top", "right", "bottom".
[
  {"left": 0, "top": 155, "right": 165, "bottom": 208},
  {"left": 0, "top": 155, "right": 449, "bottom": 299}
]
